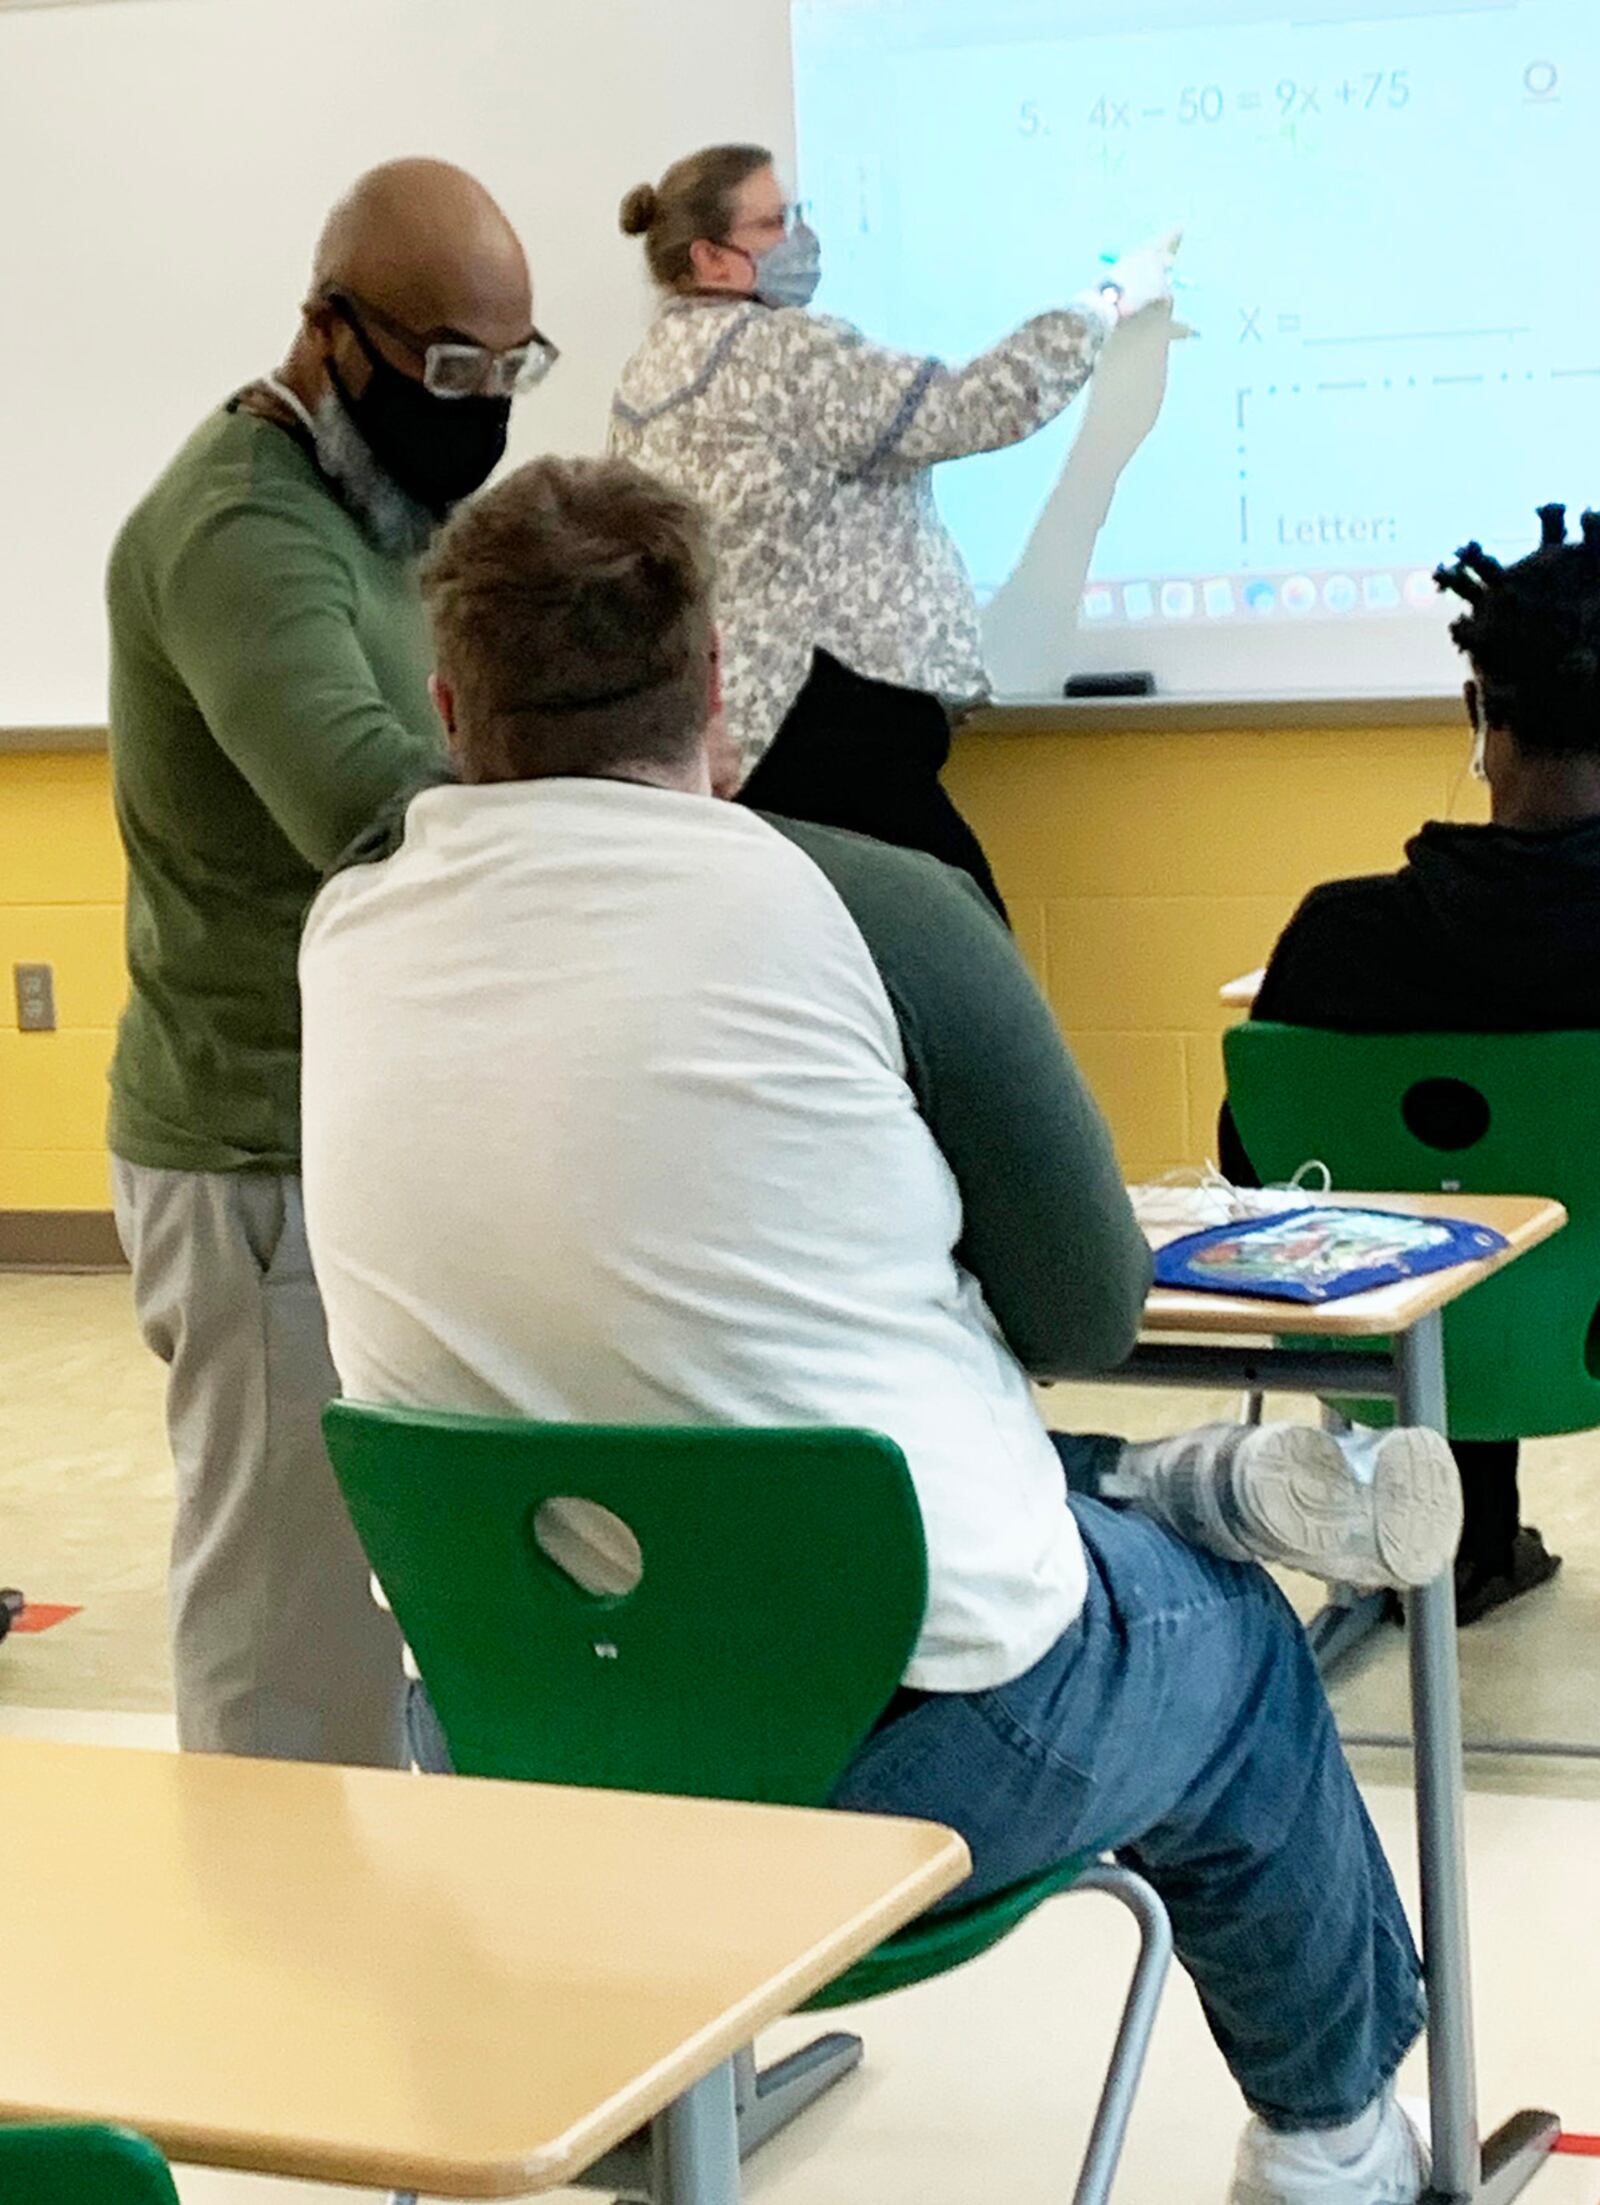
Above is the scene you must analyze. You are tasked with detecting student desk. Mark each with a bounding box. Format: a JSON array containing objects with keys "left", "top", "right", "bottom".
[
  {"left": 1219, "top": 966, "right": 1264, "bottom": 1009},
  {"left": 1122, "top": 1192, "right": 1565, "bottom": 2205},
  {"left": 0, "top": 1740, "right": 967, "bottom": 2201}
]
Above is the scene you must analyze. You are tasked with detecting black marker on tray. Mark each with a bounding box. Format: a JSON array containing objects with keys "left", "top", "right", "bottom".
[{"left": 1064, "top": 673, "right": 1157, "bottom": 698}]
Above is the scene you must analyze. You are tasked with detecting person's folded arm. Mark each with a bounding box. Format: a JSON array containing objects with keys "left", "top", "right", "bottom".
[
  {"left": 161, "top": 501, "right": 441, "bottom": 871},
  {"left": 899, "top": 878, "right": 1152, "bottom": 1376},
  {"left": 763, "top": 304, "right": 1112, "bottom": 480},
  {"left": 768, "top": 820, "right": 1151, "bottom": 1377}
]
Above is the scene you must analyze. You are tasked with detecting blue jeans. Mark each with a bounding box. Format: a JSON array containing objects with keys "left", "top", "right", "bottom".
[{"left": 830, "top": 1438, "right": 1424, "bottom": 2132}]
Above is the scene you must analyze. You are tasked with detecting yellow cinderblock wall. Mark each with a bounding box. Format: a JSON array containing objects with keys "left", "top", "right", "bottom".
[
  {"left": 946, "top": 718, "right": 1487, "bottom": 1184},
  {"left": 0, "top": 722, "right": 1484, "bottom": 1209},
  {"left": 0, "top": 751, "right": 124, "bottom": 1211}
]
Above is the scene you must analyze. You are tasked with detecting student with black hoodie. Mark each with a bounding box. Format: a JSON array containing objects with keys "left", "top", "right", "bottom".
[{"left": 1222, "top": 502, "right": 1600, "bottom": 1624}]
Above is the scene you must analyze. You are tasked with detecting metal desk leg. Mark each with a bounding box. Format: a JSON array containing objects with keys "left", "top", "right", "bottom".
[
  {"left": 651, "top": 2058, "right": 741, "bottom": 2205},
  {"left": 1398, "top": 1312, "right": 1481, "bottom": 2201},
  {"left": 731, "top": 2032, "right": 864, "bottom": 2153},
  {"left": 1111, "top": 1330, "right": 1558, "bottom": 2198},
  {"left": 1398, "top": 1318, "right": 1559, "bottom": 2202}
]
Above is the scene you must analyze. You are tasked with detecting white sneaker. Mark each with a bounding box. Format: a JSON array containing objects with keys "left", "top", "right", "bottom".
[
  {"left": 1109, "top": 1422, "right": 1462, "bottom": 1591},
  {"left": 1230, "top": 2095, "right": 1429, "bottom": 2202},
  {"left": 1245, "top": 1423, "right": 1462, "bottom": 1589}
]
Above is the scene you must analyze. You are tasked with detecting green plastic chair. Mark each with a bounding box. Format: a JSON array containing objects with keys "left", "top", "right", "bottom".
[
  {"left": 1226, "top": 1025, "right": 1600, "bottom": 1674},
  {"left": 324, "top": 1403, "right": 1172, "bottom": 2205},
  {"left": 1225, "top": 1026, "right": 1600, "bottom": 1440},
  {"left": 0, "top": 2124, "right": 180, "bottom": 2202}
]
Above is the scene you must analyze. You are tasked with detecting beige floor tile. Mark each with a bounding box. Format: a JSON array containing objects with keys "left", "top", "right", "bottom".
[{"left": 1, "top": 1272, "right": 172, "bottom": 1710}]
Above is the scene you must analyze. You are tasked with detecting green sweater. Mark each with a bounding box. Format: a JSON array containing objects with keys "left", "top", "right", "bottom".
[{"left": 107, "top": 403, "right": 443, "bottom": 1173}]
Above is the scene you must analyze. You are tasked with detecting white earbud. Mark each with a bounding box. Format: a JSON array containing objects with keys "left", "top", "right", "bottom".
[{"left": 1469, "top": 691, "right": 1490, "bottom": 783}]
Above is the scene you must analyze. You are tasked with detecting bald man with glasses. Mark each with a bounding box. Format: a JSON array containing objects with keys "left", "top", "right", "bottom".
[{"left": 106, "top": 158, "right": 552, "bottom": 1767}]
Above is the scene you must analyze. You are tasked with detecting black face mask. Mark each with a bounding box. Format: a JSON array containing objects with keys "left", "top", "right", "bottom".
[{"left": 328, "top": 313, "right": 511, "bottom": 520}]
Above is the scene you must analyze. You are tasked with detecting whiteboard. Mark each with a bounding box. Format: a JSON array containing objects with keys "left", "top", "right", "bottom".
[
  {"left": 0, "top": 0, "right": 795, "bottom": 728},
  {"left": 9, "top": 0, "right": 1552, "bottom": 724},
  {"left": 795, "top": 0, "right": 1594, "bottom": 703}
]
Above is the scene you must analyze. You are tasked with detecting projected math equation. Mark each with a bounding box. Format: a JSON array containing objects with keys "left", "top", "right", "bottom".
[{"left": 1017, "top": 57, "right": 1559, "bottom": 138}]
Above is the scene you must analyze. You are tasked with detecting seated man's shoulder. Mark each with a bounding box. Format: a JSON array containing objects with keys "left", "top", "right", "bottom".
[
  {"left": 321, "top": 770, "right": 458, "bottom": 885},
  {"left": 758, "top": 811, "right": 1000, "bottom": 929},
  {"left": 1288, "top": 868, "right": 1408, "bottom": 931},
  {"left": 1256, "top": 865, "right": 1428, "bottom": 1026}
]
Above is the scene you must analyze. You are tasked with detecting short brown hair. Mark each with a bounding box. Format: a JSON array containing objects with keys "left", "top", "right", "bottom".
[
  {"left": 420, "top": 456, "right": 716, "bottom": 784},
  {"left": 619, "top": 144, "right": 772, "bottom": 290}
]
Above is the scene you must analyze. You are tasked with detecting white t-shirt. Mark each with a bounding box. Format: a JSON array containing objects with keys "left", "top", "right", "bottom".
[{"left": 300, "top": 779, "right": 1149, "bottom": 1691}]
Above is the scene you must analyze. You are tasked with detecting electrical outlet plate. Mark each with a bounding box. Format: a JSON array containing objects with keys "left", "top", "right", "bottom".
[{"left": 14, "top": 963, "right": 57, "bottom": 1033}]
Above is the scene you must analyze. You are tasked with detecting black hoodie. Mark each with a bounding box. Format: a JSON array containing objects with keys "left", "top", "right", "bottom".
[{"left": 1220, "top": 815, "right": 1600, "bottom": 1176}]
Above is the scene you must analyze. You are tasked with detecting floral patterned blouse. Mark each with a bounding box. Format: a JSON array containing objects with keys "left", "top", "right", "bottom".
[{"left": 609, "top": 292, "right": 1111, "bottom": 778}]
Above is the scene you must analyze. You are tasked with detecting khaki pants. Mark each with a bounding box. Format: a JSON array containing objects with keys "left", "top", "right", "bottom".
[{"left": 112, "top": 1159, "right": 406, "bottom": 1766}]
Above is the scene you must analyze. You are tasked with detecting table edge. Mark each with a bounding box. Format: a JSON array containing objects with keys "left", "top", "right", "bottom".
[{"left": 0, "top": 1812, "right": 968, "bottom": 2198}]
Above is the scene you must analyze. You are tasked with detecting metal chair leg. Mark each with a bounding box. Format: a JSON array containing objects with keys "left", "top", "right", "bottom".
[
  {"left": 727, "top": 1871, "right": 1171, "bottom": 2205},
  {"left": 1240, "top": 1391, "right": 1264, "bottom": 1426},
  {"left": 1309, "top": 1587, "right": 1392, "bottom": 1676},
  {"left": 1066, "top": 1863, "right": 1174, "bottom": 2205}
]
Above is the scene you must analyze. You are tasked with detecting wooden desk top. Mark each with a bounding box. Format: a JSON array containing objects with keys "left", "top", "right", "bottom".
[
  {"left": 1140, "top": 1191, "right": 1566, "bottom": 1339},
  {"left": 0, "top": 1741, "right": 968, "bottom": 2198},
  {"left": 1218, "top": 967, "right": 1264, "bottom": 1009}
]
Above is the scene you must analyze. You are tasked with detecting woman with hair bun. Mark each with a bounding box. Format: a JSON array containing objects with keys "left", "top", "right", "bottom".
[{"left": 612, "top": 143, "right": 1177, "bottom": 913}]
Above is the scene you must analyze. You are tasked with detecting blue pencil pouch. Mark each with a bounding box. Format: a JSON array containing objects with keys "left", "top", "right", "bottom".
[{"left": 1151, "top": 1205, "right": 1507, "bottom": 1304}]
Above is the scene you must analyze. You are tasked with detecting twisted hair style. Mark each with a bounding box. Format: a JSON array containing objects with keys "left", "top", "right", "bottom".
[{"left": 1436, "top": 503, "right": 1600, "bottom": 756}]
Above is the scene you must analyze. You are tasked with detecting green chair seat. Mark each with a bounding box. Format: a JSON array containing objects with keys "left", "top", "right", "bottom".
[
  {"left": 803, "top": 1853, "right": 1094, "bottom": 2010},
  {"left": 0, "top": 2124, "right": 180, "bottom": 2202}
]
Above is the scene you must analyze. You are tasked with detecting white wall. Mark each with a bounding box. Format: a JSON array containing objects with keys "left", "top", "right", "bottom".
[{"left": 0, "top": 0, "right": 795, "bottom": 727}]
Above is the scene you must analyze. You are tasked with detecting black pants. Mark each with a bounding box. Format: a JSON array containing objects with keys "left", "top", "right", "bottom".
[
  {"left": 1453, "top": 1438, "right": 1521, "bottom": 1581},
  {"left": 738, "top": 650, "right": 1009, "bottom": 922}
]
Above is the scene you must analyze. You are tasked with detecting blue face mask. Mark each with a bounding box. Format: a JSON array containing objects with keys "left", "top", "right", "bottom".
[{"left": 744, "top": 220, "right": 822, "bottom": 310}]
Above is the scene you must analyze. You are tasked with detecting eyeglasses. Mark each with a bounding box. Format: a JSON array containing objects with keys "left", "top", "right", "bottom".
[
  {"left": 326, "top": 289, "right": 559, "bottom": 399},
  {"left": 722, "top": 198, "right": 812, "bottom": 247}
]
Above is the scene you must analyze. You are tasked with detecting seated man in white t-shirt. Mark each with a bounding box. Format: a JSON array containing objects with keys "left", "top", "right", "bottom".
[{"left": 300, "top": 455, "right": 1458, "bottom": 2205}]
